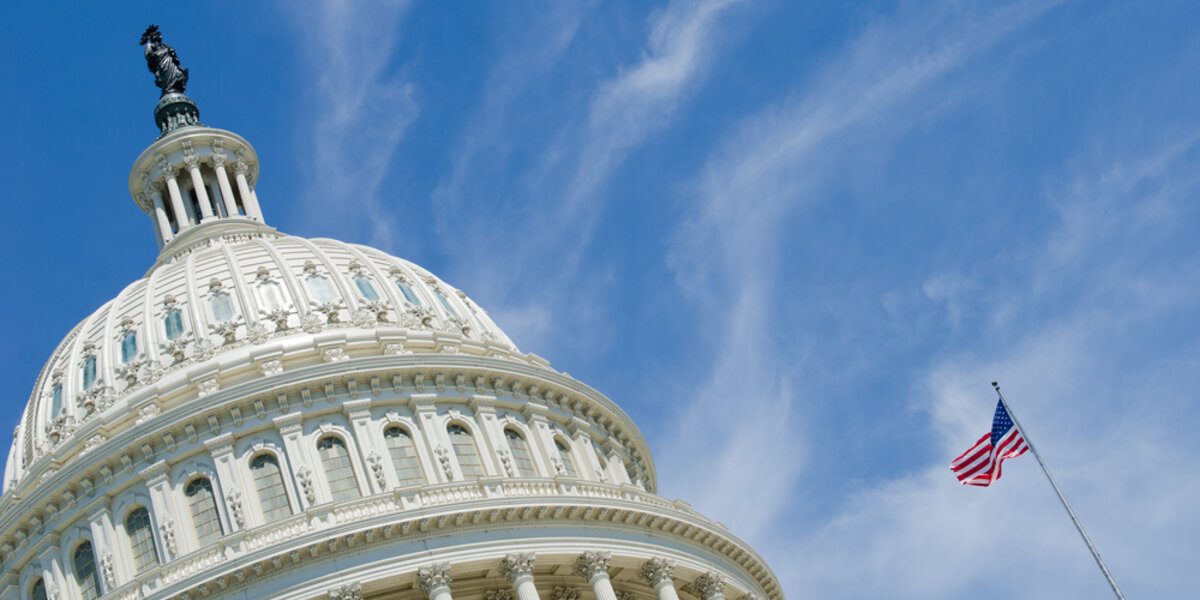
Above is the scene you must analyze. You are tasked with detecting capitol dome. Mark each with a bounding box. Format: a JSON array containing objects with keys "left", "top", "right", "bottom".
[{"left": 0, "top": 28, "right": 782, "bottom": 600}]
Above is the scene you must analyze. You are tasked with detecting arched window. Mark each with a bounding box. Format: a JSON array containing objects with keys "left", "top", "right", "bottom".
[
  {"left": 555, "top": 438, "right": 578, "bottom": 477},
  {"left": 120, "top": 330, "right": 139, "bottom": 364},
  {"left": 256, "top": 280, "right": 285, "bottom": 311},
  {"left": 434, "top": 291, "right": 459, "bottom": 317},
  {"left": 307, "top": 275, "right": 336, "bottom": 303},
  {"left": 210, "top": 292, "right": 234, "bottom": 323},
  {"left": 73, "top": 541, "right": 102, "bottom": 600},
  {"left": 164, "top": 308, "right": 185, "bottom": 340},
  {"left": 383, "top": 426, "right": 424, "bottom": 487},
  {"left": 125, "top": 506, "right": 158, "bottom": 572},
  {"left": 504, "top": 429, "right": 535, "bottom": 477},
  {"left": 447, "top": 424, "right": 483, "bottom": 478},
  {"left": 250, "top": 454, "right": 292, "bottom": 523},
  {"left": 185, "top": 477, "right": 223, "bottom": 547},
  {"left": 316, "top": 436, "right": 361, "bottom": 501},
  {"left": 81, "top": 355, "right": 97, "bottom": 390},
  {"left": 396, "top": 280, "right": 421, "bottom": 305},
  {"left": 30, "top": 578, "right": 47, "bottom": 600},
  {"left": 353, "top": 276, "right": 380, "bottom": 301},
  {"left": 49, "top": 383, "right": 63, "bottom": 418}
]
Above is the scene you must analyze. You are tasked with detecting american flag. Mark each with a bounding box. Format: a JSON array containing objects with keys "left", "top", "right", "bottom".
[{"left": 950, "top": 399, "right": 1029, "bottom": 486}]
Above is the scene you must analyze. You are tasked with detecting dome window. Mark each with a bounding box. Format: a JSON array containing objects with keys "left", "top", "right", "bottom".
[
  {"left": 119, "top": 330, "right": 139, "bottom": 364},
  {"left": 384, "top": 426, "right": 424, "bottom": 487},
  {"left": 447, "top": 424, "right": 483, "bottom": 478},
  {"left": 72, "top": 541, "right": 102, "bottom": 600},
  {"left": 81, "top": 355, "right": 98, "bottom": 390},
  {"left": 49, "top": 383, "right": 63, "bottom": 418},
  {"left": 30, "top": 578, "right": 47, "bottom": 600},
  {"left": 164, "top": 307, "right": 184, "bottom": 340},
  {"left": 250, "top": 453, "right": 292, "bottom": 523},
  {"left": 395, "top": 279, "right": 421, "bottom": 305},
  {"left": 317, "top": 436, "right": 361, "bottom": 502},
  {"left": 504, "top": 429, "right": 536, "bottom": 477},
  {"left": 210, "top": 291, "right": 234, "bottom": 323},
  {"left": 555, "top": 439, "right": 578, "bottom": 478},
  {"left": 435, "top": 291, "right": 459, "bottom": 317},
  {"left": 353, "top": 276, "right": 380, "bottom": 302},
  {"left": 256, "top": 280, "right": 286, "bottom": 311},
  {"left": 307, "top": 274, "right": 336, "bottom": 303},
  {"left": 125, "top": 506, "right": 159, "bottom": 572},
  {"left": 186, "top": 477, "right": 224, "bottom": 547}
]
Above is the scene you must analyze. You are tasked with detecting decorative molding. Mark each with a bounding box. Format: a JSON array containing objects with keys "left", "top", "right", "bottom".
[
  {"left": 226, "top": 489, "right": 245, "bottom": 527},
  {"left": 485, "top": 591, "right": 515, "bottom": 600},
  {"left": 296, "top": 466, "right": 316, "bottom": 504},
  {"left": 692, "top": 573, "right": 726, "bottom": 600},
  {"left": 639, "top": 558, "right": 676, "bottom": 588},
  {"left": 366, "top": 451, "right": 386, "bottom": 489},
  {"left": 328, "top": 582, "right": 362, "bottom": 600},
  {"left": 417, "top": 562, "right": 452, "bottom": 594},
  {"left": 573, "top": 551, "right": 611, "bottom": 580},
  {"left": 499, "top": 552, "right": 536, "bottom": 582},
  {"left": 553, "top": 588, "right": 582, "bottom": 600},
  {"left": 160, "top": 516, "right": 177, "bottom": 557}
]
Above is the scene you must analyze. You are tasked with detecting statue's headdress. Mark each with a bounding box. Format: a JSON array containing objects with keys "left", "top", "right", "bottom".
[{"left": 140, "top": 25, "right": 161, "bottom": 45}]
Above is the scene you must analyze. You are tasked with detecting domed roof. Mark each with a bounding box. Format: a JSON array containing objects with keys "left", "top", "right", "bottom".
[{"left": 4, "top": 220, "right": 522, "bottom": 492}]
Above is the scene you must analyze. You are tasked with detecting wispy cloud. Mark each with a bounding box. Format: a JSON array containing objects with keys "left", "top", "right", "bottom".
[
  {"left": 784, "top": 134, "right": 1200, "bottom": 598},
  {"left": 432, "top": 0, "right": 750, "bottom": 354},
  {"left": 658, "top": 0, "right": 1059, "bottom": 557},
  {"left": 285, "top": 0, "right": 417, "bottom": 249}
]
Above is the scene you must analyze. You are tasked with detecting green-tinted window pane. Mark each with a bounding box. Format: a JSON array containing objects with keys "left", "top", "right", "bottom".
[
  {"left": 317, "top": 437, "right": 361, "bottom": 501},
  {"left": 73, "top": 542, "right": 102, "bottom": 600},
  {"left": 250, "top": 454, "right": 292, "bottom": 522},
  {"left": 435, "top": 292, "right": 458, "bottom": 316},
  {"left": 447, "top": 425, "right": 483, "bottom": 477},
  {"left": 396, "top": 281, "right": 421, "bottom": 305},
  {"left": 186, "top": 477, "right": 223, "bottom": 547},
  {"left": 125, "top": 507, "right": 158, "bottom": 572},
  {"left": 505, "top": 429, "right": 535, "bottom": 477},
  {"left": 31, "top": 578, "right": 47, "bottom": 600},
  {"left": 556, "top": 440, "right": 577, "bottom": 477},
  {"left": 81, "top": 356, "right": 97, "bottom": 389},
  {"left": 354, "top": 277, "right": 380, "bottom": 301},
  {"left": 307, "top": 276, "right": 336, "bottom": 303},
  {"left": 211, "top": 292, "right": 233, "bottom": 323},
  {"left": 164, "top": 309, "right": 184, "bottom": 340},
  {"left": 384, "top": 427, "right": 424, "bottom": 487},
  {"left": 49, "top": 384, "right": 62, "bottom": 417},
  {"left": 120, "top": 331, "right": 138, "bottom": 364}
]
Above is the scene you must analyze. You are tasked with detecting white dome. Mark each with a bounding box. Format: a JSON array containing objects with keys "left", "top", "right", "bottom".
[{"left": 4, "top": 220, "right": 526, "bottom": 492}]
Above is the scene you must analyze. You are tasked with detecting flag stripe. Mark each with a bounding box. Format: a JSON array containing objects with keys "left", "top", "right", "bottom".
[{"left": 949, "top": 399, "right": 1028, "bottom": 487}]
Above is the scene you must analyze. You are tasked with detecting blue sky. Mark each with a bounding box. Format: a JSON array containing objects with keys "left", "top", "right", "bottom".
[{"left": 3, "top": 1, "right": 1199, "bottom": 598}]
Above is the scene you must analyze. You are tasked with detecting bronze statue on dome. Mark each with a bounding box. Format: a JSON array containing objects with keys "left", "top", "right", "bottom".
[{"left": 141, "top": 25, "right": 189, "bottom": 96}]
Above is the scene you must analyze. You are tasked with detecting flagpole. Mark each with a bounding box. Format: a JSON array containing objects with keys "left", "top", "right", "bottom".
[{"left": 991, "top": 381, "right": 1126, "bottom": 600}]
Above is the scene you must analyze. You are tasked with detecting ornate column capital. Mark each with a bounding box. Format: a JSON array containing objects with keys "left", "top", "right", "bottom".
[
  {"left": 328, "top": 582, "right": 363, "bottom": 600},
  {"left": 500, "top": 552, "right": 536, "bottom": 582},
  {"left": 639, "top": 558, "right": 676, "bottom": 588},
  {"left": 573, "top": 551, "right": 612, "bottom": 581},
  {"left": 691, "top": 573, "right": 726, "bottom": 600},
  {"left": 418, "top": 563, "right": 452, "bottom": 595}
]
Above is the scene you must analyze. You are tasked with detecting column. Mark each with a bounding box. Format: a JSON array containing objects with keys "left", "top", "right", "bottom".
[
  {"left": 344, "top": 399, "right": 386, "bottom": 494},
  {"left": 184, "top": 155, "right": 215, "bottom": 220},
  {"left": 234, "top": 159, "right": 264, "bottom": 221},
  {"left": 162, "top": 165, "right": 193, "bottom": 229},
  {"left": 413, "top": 395, "right": 453, "bottom": 483},
  {"left": 205, "top": 433, "right": 249, "bottom": 531},
  {"left": 211, "top": 156, "right": 240, "bottom": 217},
  {"left": 418, "top": 562, "right": 453, "bottom": 600},
  {"left": 87, "top": 507, "right": 118, "bottom": 594},
  {"left": 692, "top": 573, "right": 727, "bottom": 600},
  {"left": 574, "top": 552, "right": 618, "bottom": 600},
  {"left": 500, "top": 553, "right": 540, "bottom": 600},
  {"left": 275, "top": 412, "right": 317, "bottom": 508},
  {"left": 139, "top": 461, "right": 181, "bottom": 562},
  {"left": 149, "top": 186, "right": 174, "bottom": 242},
  {"left": 639, "top": 559, "right": 680, "bottom": 600}
]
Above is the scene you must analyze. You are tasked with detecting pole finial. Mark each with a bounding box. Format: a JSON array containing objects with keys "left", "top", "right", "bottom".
[{"left": 991, "top": 381, "right": 1000, "bottom": 391}]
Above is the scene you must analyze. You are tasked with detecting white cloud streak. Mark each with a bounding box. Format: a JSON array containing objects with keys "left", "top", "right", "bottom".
[{"left": 286, "top": 0, "right": 417, "bottom": 249}]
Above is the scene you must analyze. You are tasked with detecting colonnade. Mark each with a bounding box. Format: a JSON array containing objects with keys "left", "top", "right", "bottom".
[
  {"left": 408, "top": 554, "right": 757, "bottom": 600},
  {"left": 142, "top": 139, "right": 265, "bottom": 247}
]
